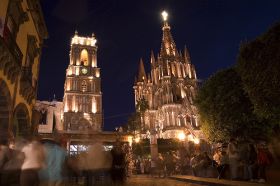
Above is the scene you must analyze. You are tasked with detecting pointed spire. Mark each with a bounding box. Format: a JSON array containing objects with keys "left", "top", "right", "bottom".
[
  {"left": 75, "top": 30, "right": 78, "bottom": 36},
  {"left": 137, "top": 58, "right": 147, "bottom": 82},
  {"left": 179, "top": 50, "right": 182, "bottom": 57},
  {"left": 160, "top": 11, "right": 178, "bottom": 58},
  {"left": 184, "top": 45, "right": 191, "bottom": 63},
  {"left": 147, "top": 73, "right": 151, "bottom": 83},
  {"left": 150, "top": 51, "right": 156, "bottom": 67}
]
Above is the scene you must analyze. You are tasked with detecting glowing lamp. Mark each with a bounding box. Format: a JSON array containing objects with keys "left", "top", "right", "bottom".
[
  {"left": 178, "top": 132, "right": 186, "bottom": 141},
  {"left": 135, "top": 137, "right": 140, "bottom": 143},
  {"left": 194, "top": 138, "right": 200, "bottom": 144}
]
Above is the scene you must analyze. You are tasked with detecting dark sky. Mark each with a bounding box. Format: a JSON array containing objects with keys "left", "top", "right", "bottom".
[{"left": 38, "top": 0, "right": 280, "bottom": 131}]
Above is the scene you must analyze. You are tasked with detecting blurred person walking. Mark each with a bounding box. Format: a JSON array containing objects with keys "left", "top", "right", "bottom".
[
  {"left": 20, "top": 138, "right": 45, "bottom": 186},
  {"left": 84, "top": 142, "right": 112, "bottom": 186},
  {"left": 1, "top": 138, "right": 26, "bottom": 186},
  {"left": 39, "top": 139, "right": 67, "bottom": 186},
  {"left": 0, "top": 138, "right": 9, "bottom": 185}
]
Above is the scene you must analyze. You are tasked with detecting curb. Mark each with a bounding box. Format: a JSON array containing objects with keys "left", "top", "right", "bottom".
[{"left": 169, "top": 176, "right": 228, "bottom": 186}]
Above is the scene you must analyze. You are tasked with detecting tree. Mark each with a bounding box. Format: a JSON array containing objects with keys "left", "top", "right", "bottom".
[
  {"left": 236, "top": 22, "right": 280, "bottom": 127},
  {"left": 136, "top": 97, "right": 149, "bottom": 112},
  {"left": 126, "top": 112, "right": 141, "bottom": 133},
  {"left": 195, "top": 68, "right": 268, "bottom": 142}
]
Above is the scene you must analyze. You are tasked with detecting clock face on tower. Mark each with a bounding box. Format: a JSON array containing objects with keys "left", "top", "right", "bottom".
[{"left": 81, "top": 68, "right": 88, "bottom": 75}]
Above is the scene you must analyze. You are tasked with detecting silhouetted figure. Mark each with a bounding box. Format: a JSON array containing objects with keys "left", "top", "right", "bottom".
[
  {"left": 248, "top": 144, "right": 258, "bottom": 181},
  {"left": 257, "top": 142, "right": 273, "bottom": 183},
  {"left": 111, "top": 142, "right": 126, "bottom": 184}
]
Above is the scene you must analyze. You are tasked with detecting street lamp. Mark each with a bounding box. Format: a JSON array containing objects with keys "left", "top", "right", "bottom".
[{"left": 177, "top": 132, "right": 186, "bottom": 141}]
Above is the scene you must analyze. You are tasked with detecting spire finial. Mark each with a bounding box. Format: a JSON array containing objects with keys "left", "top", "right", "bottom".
[
  {"left": 161, "top": 10, "right": 170, "bottom": 30},
  {"left": 75, "top": 30, "right": 78, "bottom": 36},
  {"left": 161, "top": 10, "right": 168, "bottom": 21}
]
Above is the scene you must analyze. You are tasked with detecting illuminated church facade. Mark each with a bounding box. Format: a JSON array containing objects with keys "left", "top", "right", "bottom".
[
  {"left": 63, "top": 31, "right": 102, "bottom": 132},
  {"left": 133, "top": 11, "right": 201, "bottom": 141},
  {"left": 36, "top": 32, "right": 102, "bottom": 133}
]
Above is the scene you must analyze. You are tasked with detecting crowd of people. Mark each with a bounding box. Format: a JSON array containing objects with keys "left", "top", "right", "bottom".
[
  {"left": 132, "top": 138, "right": 274, "bottom": 183},
  {"left": 0, "top": 136, "right": 129, "bottom": 186},
  {"left": 0, "top": 136, "right": 274, "bottom": 185}
]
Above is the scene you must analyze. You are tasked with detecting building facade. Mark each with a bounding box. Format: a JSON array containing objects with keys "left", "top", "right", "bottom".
[
  {"left": 0, "top": 0, "right": 48, "bottom": 140},
  {"left": 35, "top": 32, "right": 111, "bottom": 154},
  {"left": 133, "top": 12, "right": 201, "bottom": 142},
  {"left": 63, "top": 31, "right": 102, "bottom": 132}
]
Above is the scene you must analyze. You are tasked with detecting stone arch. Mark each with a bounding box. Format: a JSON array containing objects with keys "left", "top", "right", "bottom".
[
  {"left": 0, "top": 79, "right": 12, "bottom": 140},
  {"left": 13, "top": 103, "right": 30, "bottom": 137},
  {"left": 80, "top": 49, "right": 89, "bottom": 66}
]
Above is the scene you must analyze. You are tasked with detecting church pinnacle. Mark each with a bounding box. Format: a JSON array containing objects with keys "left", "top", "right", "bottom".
[{"left": 160, "top": 11, "right": 178, "bottom": 58}]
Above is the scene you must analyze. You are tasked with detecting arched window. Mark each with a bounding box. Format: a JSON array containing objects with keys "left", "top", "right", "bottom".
[{"left": 80, "top": 49, "right": 88, "bottom": 66}]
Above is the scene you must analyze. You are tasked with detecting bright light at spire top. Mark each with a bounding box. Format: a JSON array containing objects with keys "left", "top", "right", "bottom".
[{"left": 162, "top": 10, "right": 168, "bottom": 21}]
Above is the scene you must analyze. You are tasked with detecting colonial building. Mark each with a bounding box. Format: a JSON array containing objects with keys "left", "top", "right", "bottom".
[
  {"left": 133, "top": 11, "right": 201, "bottom": 142},
  {"left": 0, "top": 0, "right": 48, "bottom": 140}
]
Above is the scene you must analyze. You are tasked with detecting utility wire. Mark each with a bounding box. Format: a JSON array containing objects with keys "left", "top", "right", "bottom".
[{"left": 104, "top": 112, "right": 133, "bottom": 119}]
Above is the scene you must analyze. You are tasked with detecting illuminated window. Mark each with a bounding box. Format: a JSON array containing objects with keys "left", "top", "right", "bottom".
[{"left": 80, "top": 49, "right": 88, "bottom": 66}]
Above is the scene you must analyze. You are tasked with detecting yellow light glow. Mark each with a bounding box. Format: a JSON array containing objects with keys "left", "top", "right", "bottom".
[
  {"left": 92, "top": 97, "right": 97, "bottom": 113},
  {"left": 135, "top": 137, "right": 140, "bottom": 143},
  {"left": 96, "top": 69, "right": 100, "bottom": 77},
  {"left": 75, "top": 67, "right": 79, "bottom": 75},
  {"left": 194, "top": 138, "right": 200, "bottom": 144},
  {"left": 162, "top": 11, "right": 168, "bottom": 21},
  {"left": 187, "top": 134, "right": 193, "bottom": 141},
  {"left": 178, "top": 132, "right": 185, "bottom": 141},
  {"left": 71, "top": 35, "right": 97, "bottom": 46},
  {"left": 128, "top": 136, "right": 133, "bottom": 146}
]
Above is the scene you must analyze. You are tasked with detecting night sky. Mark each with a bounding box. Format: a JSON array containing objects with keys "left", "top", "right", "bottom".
[{"left": 38, "top": 0, "right": 280, "bottom": 131}]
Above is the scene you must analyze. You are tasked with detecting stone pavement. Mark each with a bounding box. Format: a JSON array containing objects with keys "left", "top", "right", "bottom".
[{"left": 170, "top": 175, "right": 276, "bottom": 186}]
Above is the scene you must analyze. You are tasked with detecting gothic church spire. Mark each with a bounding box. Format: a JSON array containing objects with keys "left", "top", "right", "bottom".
[
  {"left": 137, "top": 58, "right": 147, "bottom": 82},
  {"left": 160, "top": 11, "right": 178, "bottom": 58}
]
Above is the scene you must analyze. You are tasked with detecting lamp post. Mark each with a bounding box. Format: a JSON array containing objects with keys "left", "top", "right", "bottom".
[{"left": 149, "top": 128, "right": 158, "bottom": 166}]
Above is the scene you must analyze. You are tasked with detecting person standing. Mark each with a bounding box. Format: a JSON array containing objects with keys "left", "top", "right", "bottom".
[
  {"left": 228, "top": 138, "right": 239, "bottom": 180},
  {"left": 111, "top": 142, "right": 126, "bottom": 184},
  {"left": 257, "top": 142, "right": 273, "bottom": 183},
  {"left": 248, "top": 143, "right": 258, "bottom": 181}
]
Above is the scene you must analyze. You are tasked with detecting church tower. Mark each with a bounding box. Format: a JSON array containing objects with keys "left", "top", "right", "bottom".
[
  {"left": 134, "top": 11, "right": 200, "bottom": 140},
  {"left": 63, "top": 31, "right": 102, "bottom": 132}
]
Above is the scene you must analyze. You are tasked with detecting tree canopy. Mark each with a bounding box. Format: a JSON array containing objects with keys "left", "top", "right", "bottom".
[
  {"left": 236, "top": 22, "right": 280, "bottom": 126},
  {"left": 195, "top": 68, "right": 268, "bottom": 142}
]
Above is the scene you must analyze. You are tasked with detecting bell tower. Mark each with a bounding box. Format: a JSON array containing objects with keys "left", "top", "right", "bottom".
[{"left": 63, "top": 31, "right": 102, "bottom": 132}]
